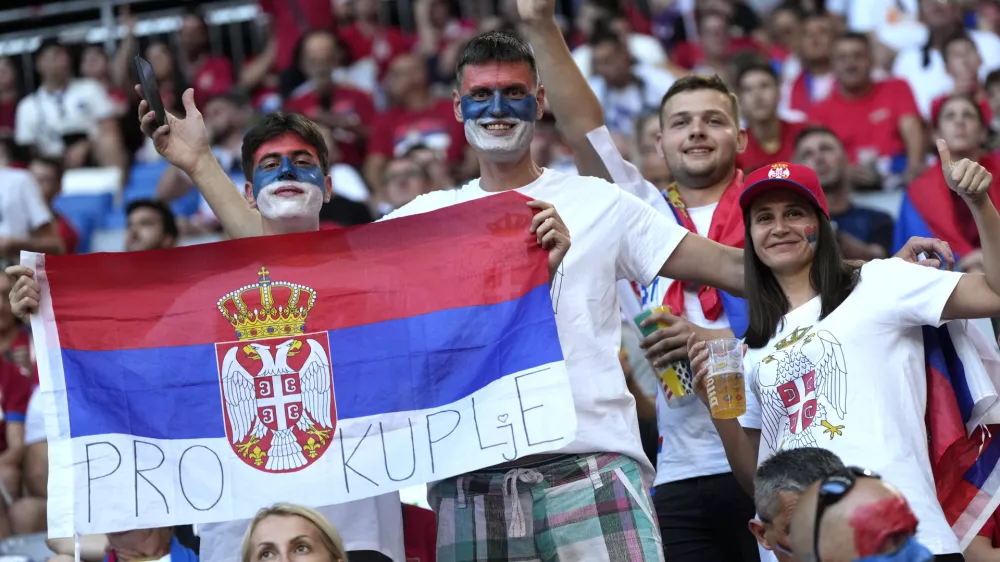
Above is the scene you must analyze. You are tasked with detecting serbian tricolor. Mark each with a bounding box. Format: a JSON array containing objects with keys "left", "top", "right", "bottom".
[
  {"left": 28, "top": 192, "right": 575, "bottom": 537},
  {"left": 924, "top": 321, "right": 1000, "bottom": 548}
]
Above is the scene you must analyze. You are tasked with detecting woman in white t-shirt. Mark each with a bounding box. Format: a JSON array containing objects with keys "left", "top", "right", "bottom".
[{"left": 683, "top": 152, "right": 1000, "bottom": 561}]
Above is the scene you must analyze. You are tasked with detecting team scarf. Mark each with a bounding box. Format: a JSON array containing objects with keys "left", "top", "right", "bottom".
[{"left": 662, "top": 171, "right": 746, "bottom": 322}]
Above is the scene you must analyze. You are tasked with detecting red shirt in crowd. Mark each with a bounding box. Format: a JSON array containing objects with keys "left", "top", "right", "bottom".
[
  {"left": 737, "top": 120, "right": 805, "bottom": 174},
  {"left": 807, "top": 78, "right": 920, "bottom": 163},
  {"left": 0, "top": 360, "right": 33, "bottom": 451},
  {"left": 283, "top": 84, "right": 376, "bottom": 168},
  {"left": 402, "top": 504, "right": 436, "bottom": 562},
  {"left": 338, "top": 24, "right": 415, "bottom": 75},
  {"left": 190, "top": 55, "right": 235, "bottom": 108},
  {"left": 367, "top": 99, "right": 466, "bottom": 164},
  {"left": 259, "top": 0, "right": 336, "bottom": 72},
  {"left": 671, "top": 37, "right": 761, "bottom": 70},
  {"left": 57, "top": 214, "right": 79, "bottom": 255},
  {"left": 0, "top": 96, "right": 16, "bottom": 137}
]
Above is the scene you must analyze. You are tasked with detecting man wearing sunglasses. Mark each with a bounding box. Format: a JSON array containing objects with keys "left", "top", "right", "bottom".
[
  {"left": 752, "top": 447, "right": 848, "bottom": 562},
  {"left": 789, "top": 467, "right": 940, "bottom": 562}
]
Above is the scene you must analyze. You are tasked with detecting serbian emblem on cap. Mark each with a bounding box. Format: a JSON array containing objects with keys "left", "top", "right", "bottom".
[{"left": 768, "top": 163, "right": 790, "bottom": 179}]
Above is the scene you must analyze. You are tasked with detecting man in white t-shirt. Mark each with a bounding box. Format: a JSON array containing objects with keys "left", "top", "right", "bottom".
[
  {"left": 0, "top": 166, "right": 65, "bottom": 267},
  {"left": 14, "top": 39, "right": 127, "bottom": 176},
  {"left": 116, "top": 11, "right": 752, "bottom": 562}
]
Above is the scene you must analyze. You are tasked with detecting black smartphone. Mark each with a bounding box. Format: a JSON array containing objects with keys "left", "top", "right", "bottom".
[{"left": 133, "top": 55, "right": 166, "bottom": 126}]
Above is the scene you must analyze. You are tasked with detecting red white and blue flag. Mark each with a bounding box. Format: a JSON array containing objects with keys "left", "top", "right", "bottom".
[
  {"left": 28, "top": 192, "right": 575, "bottom": 537},
  {"left": 925, "top": 321, "right": 1000, "bottom": 547}
]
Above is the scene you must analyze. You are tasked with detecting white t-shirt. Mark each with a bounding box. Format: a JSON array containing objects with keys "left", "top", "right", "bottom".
[
  {"left": 584, "top": 125, "right": 739, "bottom": 484},
  {"left": 892, "top": 30, "right": 1000, "bottom": 118},
  {"left": 0, "top": 168, "right": 54, "bottom": 240},
  {"left": 383, "top": 169, "right": 690, "bottom": 481},
  {"left": 198, "top": 493, "right": 405, "bottom": 561},
  {"left": 742, "top": 258, "right": 964, "bottom": 555},
  {"left": 14, "top": 79, "right": 115, "bottom": 158}
]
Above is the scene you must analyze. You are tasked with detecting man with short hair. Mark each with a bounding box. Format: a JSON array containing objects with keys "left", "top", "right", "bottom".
[
  {"left": 28, "top": 156, "right": 78, "bottom": 255},
  {"left": 736, "top": 59, "right": 804, "bottom": 174},
  {"left": 792, "top": 126, "right": 895, "bottom": 259},
  {"left": 781, "top": 11, "right": 836, "bottom": 120},
  {"left": 377, "top": 155, "right": 432, "bottom": 217},
  {"left": 751, "top": 447, "right": 846, "bottom": 562},
  {"left": 0, "top": 160, "right": 65, "bottom": 267},
  {"left": 123, "top": 199, "right": 178, "bottom": 253}
]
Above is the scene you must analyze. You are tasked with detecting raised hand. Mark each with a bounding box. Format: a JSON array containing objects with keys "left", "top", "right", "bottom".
[
  {"left": 516, "top": 0, "right": 557, "bottom": 23},
  {"left": 938, "top": 138, "right": 992, "bottom": 202},
  {"left": 137, "top": 87, "right": 210, "bottom": 175}
]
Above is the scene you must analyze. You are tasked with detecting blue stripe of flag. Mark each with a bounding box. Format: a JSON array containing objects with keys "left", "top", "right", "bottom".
[
  {"left": 924, "top": 326, "right": 975, "bottom": 425},
  {"left": 61, "top": 284, "right": 562, "bottom": 440}
]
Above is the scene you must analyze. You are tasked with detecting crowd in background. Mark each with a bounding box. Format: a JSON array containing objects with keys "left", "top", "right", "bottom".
[{"left": 1, "top": 0, "right": 1000, "bottom": 560}]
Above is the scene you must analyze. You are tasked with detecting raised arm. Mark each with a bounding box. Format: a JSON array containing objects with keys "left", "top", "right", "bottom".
[
  {"left": 137, "top": 87, "right": 262, "bottom": 239},
  {"left": 517, "top": 0, "right": 610, "bottom": 181},
  {"left": 937, "top": 139, "right": 1000, "bottom": 320}
]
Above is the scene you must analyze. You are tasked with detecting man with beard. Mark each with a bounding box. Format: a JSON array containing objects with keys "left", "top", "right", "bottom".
[{"left": 104, "top": 18, "right": 768, "bottom": 560}]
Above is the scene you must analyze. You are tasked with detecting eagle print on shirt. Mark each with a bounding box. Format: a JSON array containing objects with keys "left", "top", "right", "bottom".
[{"left": 755, "top": 326, "right": 848, "bottom": 450}]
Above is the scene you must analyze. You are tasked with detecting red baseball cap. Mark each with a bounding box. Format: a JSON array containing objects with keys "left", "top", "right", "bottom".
[{"left": 739, "top": 162, "right": 830, "bottom": 219}]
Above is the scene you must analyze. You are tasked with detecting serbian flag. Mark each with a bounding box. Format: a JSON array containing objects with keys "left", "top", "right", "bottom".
[
  {"left": 925, "top": 321, "right": 1000, "bottom": 548},
  {"left": 28, "top": 192, "right": 575, "bottom": 538}
]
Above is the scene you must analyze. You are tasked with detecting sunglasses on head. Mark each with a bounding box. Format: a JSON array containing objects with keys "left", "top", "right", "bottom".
[{"left": 813, "top": 466, "right": 881, "bottom": 562}]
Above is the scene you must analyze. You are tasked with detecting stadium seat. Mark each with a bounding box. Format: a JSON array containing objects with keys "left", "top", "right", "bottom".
[
  {"left": 53, "top": 193, "right": 114, "bottom": 254},
  {"left": 0, "top": 533, "right": 54, "bottom": 562}
]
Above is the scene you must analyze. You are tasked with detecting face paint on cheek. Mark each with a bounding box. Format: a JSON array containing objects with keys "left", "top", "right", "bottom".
[
  {"left": 849, "top": 496, "right": 919, "bottom": 558},
  {"left": 801, "top": 225, "right": 818, "bottom": 249},
  {"left": 252, "top": 156, "right": 325, "bottom": 198},
  {"left": 460, "top": 89, "right": 538, "bottom": 122}
]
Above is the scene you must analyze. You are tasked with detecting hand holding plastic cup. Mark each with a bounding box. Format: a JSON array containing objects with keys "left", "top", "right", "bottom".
[{"left": 703, "top": 338, "right": 746, "bottom": 419}]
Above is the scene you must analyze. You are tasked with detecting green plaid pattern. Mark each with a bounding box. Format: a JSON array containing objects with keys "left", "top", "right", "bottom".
[{"left": 430, "top": 453, "right": 664, "bottom": 562}]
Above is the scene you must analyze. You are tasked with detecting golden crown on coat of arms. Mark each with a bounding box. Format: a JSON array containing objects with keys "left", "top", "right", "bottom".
[{"left": 217, "top": 266, "right": 317, "bottom": 341}]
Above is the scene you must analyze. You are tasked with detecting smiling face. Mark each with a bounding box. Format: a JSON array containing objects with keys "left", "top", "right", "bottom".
[
  {"left": 657, "top": 88, "right": 745, "bottom": 189},
  {"left": 454, "top": 61, "right": 544, "bottom": 163},
  {"left": 245, "top": 133, "right": 331, "bottom": 221},
  {"left": 749, "top": 189, "right": 821, "bottom": 275}
]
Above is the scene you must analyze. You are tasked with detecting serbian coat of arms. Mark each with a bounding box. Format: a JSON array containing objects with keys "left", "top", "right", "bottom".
[{"left": 216, "top": 267, "right": 337, "bottom": 473}]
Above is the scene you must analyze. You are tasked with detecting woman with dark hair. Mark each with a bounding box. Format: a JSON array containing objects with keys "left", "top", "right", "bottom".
[{"left": 684, "top": 155, "right": 1000, "bottom": 560}]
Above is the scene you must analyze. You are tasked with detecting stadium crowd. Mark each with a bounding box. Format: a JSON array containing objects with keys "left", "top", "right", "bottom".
[{"left": 2, "top": 0, "right": 1000, "bottom": 560}]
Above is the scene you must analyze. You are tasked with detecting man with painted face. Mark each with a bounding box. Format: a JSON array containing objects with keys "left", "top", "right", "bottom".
[
  {"left": 88, "top": 26, "right": 759, "bottom": 561},
  {"left": 789, "top": 470, "right": 936, "bottom": 562}
]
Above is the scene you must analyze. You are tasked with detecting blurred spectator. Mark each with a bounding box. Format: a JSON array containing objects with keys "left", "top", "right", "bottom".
[
  {"left": 312, "top": 123, "right": 376, "bottom": 227},
  {"left": 78, "top": 45, "right": 129, "bottom": 116},
  {"left": 124, "top": 199, "right": 178, "bottom": 253},
  {"left": 258, "top": 0, "right": 336, "bottom": 73},
  {"left": 633, "top": 111, "right": 671, "bottom": 190},
  {"left": 892, "top": 0, "right": 1000, "bottom": 119},
  {"left": 780, "top": 11, "right": 836, "bottom": 121},
  {"left": 157, "top": 92, "right": 251, "bottom": 235},
  {"left": 49, "top": 528, "right": 196, "bottom": 562},
  {"left": 414, "top": 0, "right": 477, "bottom": 85},
  {"left": 363, "top": 53, "right": 467, "bottom": 193},
  {"left": 793, "top": 125, "right": 895, "bottom": 259},
  {"left": 587, "top": 22, "right": 677, "bottom": 138},
  {"left": 988, "top": 68, "right": 1000, "bottom": 149},
  {"left": 376, "top": 155, "right": 433, "bottom": 217},
  {"left": 736, "top": 59, "right": 805, "bottom": 173},
  {"left": 682, "top": 9, "right": 747, "bottom": 85},
  {"left": 572, "top": 0, "right": 667, "bottom": 80},
  {"left": 763, "top": 2, "right": 799, "bottom": 65},
  {"left": 14, "top": 39, "right": 127, "bottom": 175},
  {"left": 406, "top": 143, "right": 457, "bottom": 191},
  {"left": 530, "top": 113, "right": 577, "bottom": 175},
  {"left": 0, "top": 164, "right": 64, "bottom": 266},
  {"left": 0, "top": 57, "right": 21, "bottom": 138},
  {"left": 656, "top": 0, "right": 764, "bottom": 57},
  {"left": 0, "top": 320, "right": 32, "bottom": 540},
  {"left": 283, "top": 29, "right": 375, "bottom": 169},
  {"left": 28, "top": 157, "right": 78, "bottom": 255},
  {"left": 177, "top": 11, "right": 235, "bottom": 108},
  {"left": 899, "top": 94, "right": 1000, "bottom": 260},
  {"left": 808, "top": 32, "right": 925, "bottom": 190},
  {"left": 338, "top": 0, "right": 415, "bottom": 77},
  {"left": 929, "top": 32, "right": 993, "bottom": 126}
]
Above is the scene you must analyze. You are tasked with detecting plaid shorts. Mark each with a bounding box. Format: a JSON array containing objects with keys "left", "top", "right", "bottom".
[{"left": 429, "top": 453, "right": 664, "bottom": 562}]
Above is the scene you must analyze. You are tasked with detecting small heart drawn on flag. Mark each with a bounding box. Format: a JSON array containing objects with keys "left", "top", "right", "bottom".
[{"left": 497, "top": 414, "right": 509, "bottom": 424}]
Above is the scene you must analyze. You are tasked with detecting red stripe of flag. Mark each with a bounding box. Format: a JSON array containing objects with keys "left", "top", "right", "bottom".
[{"left": 45, "top": 192, "right": 547, "bottom": 351}]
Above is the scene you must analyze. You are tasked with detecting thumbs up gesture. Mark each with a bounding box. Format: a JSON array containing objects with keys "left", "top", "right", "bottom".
[{"left": 937, "top": 138, "right": 993, "bottom": 201}]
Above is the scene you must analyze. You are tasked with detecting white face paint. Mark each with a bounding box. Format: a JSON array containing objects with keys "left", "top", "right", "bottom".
[
  {"left": 464, "top": 117, "right": 535, "bottom": 163},
  {"left": 255, "top": 180, "right": 324, "bottom": 220}
]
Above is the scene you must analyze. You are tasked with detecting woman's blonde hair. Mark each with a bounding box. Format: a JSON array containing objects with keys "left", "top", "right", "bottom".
[{"left": 240, "top": 503, "right": 348, "bottom": 562}]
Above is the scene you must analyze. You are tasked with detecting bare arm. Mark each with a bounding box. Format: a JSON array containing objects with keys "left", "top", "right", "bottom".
[
  {"left": 155, "top": 165, "right": 196, "bottom": 202},
  {"left": 188, "top": 152, "right": 262, "bottom": 239},
  {"left": 94, "top": 118, "right": 129, "bottom": 184},
  {"left": 0, "top": 423, "right": 24, "bottom": 466},
  {"left": 47, "top": 535, "right": 109, "bottom": 561},
  {"left": 660, "top": 234, "right": 745, "bottom": 298},
  {"left": 713, "top": 420, "right": 761, "bottom": 496},
  {"left": 239, "top": 39, "right": 277, "bottom": 92},
  {"left": 6, "top": 222, "right": 65, "bottom": 256},
  {"left": 519, "top": 7, "right": 611, "bottom": 180},
  {"left": 899, "top": 114, "right": 927, "bottom": 179},
  {"left": 966, "top": 536, "right": 1000, "bottom": 562}
]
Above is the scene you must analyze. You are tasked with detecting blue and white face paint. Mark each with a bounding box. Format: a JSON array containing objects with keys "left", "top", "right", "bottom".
[
  {"left": 251, "top": 134, "right": 326, "bottom": 220},
  {"left": 459, "top": 66, "right": 539, "bottom": 162}
]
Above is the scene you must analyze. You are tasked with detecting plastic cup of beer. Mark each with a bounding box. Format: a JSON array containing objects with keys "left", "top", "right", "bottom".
[{"left": 705, "top": 338, "right": 746, "bottom": 419}]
